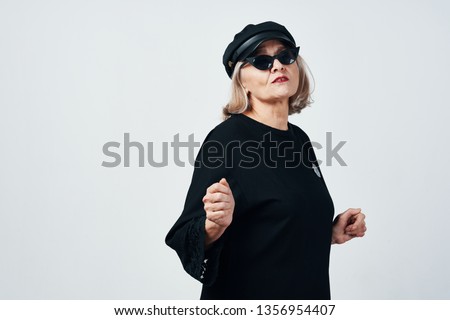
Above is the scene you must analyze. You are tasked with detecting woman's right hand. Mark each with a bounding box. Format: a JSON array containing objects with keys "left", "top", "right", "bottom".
[{"left": 203, "top": 178, "right": 235, "bottom": 246}]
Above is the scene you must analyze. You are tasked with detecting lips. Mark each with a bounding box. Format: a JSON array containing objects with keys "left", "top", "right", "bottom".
[{"left": 272, "top": 76, "right": 289, "bottom": 83}]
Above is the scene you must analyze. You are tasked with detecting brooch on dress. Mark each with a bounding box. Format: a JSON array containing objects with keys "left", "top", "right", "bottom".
[{"left": 312, "top": 163, "right": 321, "bottom": 178}]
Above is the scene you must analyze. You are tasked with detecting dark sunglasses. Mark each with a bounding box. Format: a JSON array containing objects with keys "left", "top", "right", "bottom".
[{"left": 244, "top": 46, "right": 300, "bottom": 71}]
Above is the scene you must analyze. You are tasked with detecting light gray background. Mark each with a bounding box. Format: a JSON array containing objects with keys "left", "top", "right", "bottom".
[{"left": 1, "top": 0, "right": 449, "bottom": 299}]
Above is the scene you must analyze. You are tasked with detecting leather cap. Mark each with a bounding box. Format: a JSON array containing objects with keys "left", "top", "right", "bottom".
[{"left": 223, "top": 21, "right": 296, "bottom": 78}]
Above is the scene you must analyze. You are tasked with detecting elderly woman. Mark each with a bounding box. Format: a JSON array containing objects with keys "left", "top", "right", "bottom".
[{"left": 165, "top": 21, "right": 366, "bottom": 300}]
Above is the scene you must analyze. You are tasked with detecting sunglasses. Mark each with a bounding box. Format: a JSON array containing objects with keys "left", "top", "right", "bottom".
[{"left": 244, "top": 46, "right": 300, "bottom": 71}]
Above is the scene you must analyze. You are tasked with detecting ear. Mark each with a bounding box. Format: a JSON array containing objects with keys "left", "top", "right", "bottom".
[
  {"left": 241, "top": 82, "right": 249, "bottom": 94},
  {"left": 240, "top": 73, "right": 250, "bottom": 94}
]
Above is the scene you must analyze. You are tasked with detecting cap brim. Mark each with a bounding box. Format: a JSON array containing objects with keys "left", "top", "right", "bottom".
[{"left": 234, "top": 31, "right": 295, "bottom": 61}]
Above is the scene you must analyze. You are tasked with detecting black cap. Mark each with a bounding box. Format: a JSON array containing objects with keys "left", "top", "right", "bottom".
[{"left": 223, "top": 21, "right": 296, "bottom": 78}]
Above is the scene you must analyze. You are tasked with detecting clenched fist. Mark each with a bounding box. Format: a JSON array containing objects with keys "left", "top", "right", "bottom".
[
  {"left": 332, "top": 208, "right": 367, "bottom": 245},
  {"left": 203, "top": 178, "right": 235, "bottom": 246}
]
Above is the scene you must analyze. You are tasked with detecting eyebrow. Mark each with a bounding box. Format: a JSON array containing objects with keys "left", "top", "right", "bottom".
[{"left": 254, "top": 45, "right": 286, "bottom": 55}]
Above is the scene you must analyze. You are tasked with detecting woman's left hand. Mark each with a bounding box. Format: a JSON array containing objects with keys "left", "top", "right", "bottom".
[{"left": 332, "top": 208, "right": 367, "bottom": 244}]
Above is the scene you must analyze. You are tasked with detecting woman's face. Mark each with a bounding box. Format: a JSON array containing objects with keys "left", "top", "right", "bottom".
[{"left": 240, "top": 39, "right": 299, "bottom": 106}]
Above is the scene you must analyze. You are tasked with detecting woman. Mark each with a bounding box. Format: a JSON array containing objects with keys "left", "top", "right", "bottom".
[{"left": 165, "top": 21, "right": 366, "bottom": 299}]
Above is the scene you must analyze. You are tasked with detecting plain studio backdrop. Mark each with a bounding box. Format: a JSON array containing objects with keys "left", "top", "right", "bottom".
[{"left": 0, "top": 0, "right": 449, "bottom": 299}]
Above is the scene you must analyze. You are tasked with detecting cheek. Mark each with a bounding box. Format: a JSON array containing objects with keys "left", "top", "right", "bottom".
[
  {"left": 289, "top": 68, "right": 300, "bottom": 92},
  {"left": 241, "top": 70, "right": 268, "bottom": 93},
  {"left": 240, "top": 67, "right": 253, "bottom": 85},
  {"left": 291, "top": 76, "right": 300, "bottom": 92}
]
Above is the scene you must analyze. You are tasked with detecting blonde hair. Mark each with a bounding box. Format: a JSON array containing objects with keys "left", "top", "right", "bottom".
[{"left": 222, "top": 56, "right": 315, "bottom": 120}]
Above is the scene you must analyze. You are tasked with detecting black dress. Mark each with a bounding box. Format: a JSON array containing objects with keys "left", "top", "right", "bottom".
[{"left": 165, "top": 113, "right": 335, "bottom": 299}]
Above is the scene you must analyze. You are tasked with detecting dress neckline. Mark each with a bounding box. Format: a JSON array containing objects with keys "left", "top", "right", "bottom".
[{"left": 232, "top": 113, "right": 295, "bottom": 138}]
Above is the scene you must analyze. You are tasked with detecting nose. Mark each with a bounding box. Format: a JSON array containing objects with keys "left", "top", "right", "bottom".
[{"left": 271, "top": 58, "right": 285, "bottom": 72}]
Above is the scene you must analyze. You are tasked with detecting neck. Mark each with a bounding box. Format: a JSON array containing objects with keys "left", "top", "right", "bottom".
[{"left": 243, "top": 99, "right": 289, "bottom": 131}]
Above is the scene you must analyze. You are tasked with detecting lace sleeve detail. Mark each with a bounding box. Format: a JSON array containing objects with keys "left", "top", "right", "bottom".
[{"left": 183, "top": 215, "right": 225, "bottom": 286}]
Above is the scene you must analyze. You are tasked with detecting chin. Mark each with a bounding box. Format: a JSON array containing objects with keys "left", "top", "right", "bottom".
[{"left": 273, "top": 91, "right": 295, "bottom": 100}]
